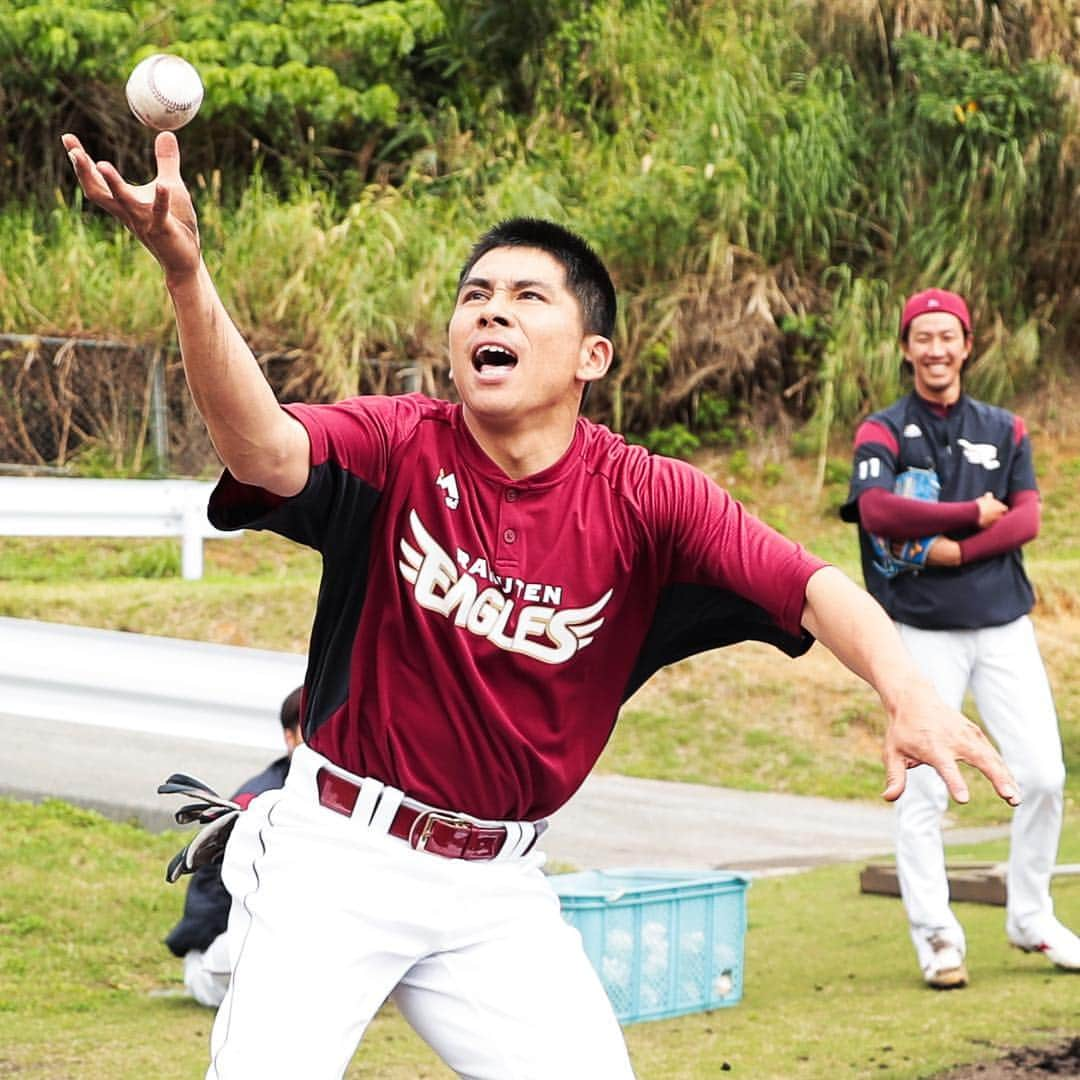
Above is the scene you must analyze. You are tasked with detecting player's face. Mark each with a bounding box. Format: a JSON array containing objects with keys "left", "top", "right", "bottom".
[
  {"left": 902, "top": 312, "right": 971, "bottom": 404},
  {"left": 448, "top": 246, "right": 611, "bottom": 434}
]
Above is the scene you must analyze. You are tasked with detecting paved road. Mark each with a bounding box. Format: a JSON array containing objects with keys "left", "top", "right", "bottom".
[{"left": 0, "top": 710, "right": 1005, "bottom": 874}]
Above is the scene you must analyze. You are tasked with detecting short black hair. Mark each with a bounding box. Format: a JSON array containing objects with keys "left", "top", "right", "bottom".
[
  {"left": 280, "top": 686, "right": 303, "bottom": 732},
  {"left": 457, "top": 218, "right": 616, "bottom": 340}
]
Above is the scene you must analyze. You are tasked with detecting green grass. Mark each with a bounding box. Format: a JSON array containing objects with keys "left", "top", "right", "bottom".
[
  {"left": 0, "top": 533, "right": 321, "bottom": 652},
  {"left": 1, "top": 798, "right": 1076, "bottom": 1079}
]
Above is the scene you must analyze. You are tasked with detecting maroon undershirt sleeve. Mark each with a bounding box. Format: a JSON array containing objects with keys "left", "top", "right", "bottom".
[
  {"left": 958, "top": 489, "right": 1040, "bottom": 564},
  {"left": 858, "top": 487, "right": 979, "bottom": 538}
]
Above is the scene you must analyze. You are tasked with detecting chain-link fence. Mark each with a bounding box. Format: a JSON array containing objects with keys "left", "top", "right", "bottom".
[
  {"left": 0, "top": 334, "right": 443, "bottom": 478},
  {"left": 0, "top": 334, "right": 218, "bottom": 477}
]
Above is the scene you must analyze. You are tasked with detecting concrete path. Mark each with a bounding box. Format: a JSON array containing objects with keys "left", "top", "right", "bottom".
[{"left": 0, "top": 710, "right": 1004, "bottom": 874}]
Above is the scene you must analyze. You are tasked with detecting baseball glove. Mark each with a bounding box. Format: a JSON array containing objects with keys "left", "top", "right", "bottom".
[
  {"left": 165, "top": 808, "right": 240, "bottom": 884},
  {"left": 870, "top": 467, "right": 942, "bottom": 578},
  {"left": 158, "top": 772, "right": 242, "bottom": 883}
]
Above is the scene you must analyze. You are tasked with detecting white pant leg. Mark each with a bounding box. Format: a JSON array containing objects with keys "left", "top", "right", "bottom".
[
  {"left": 183, "top": 932, "right": 232, "bottom": 1008},
  {"left": 969, "top": 617, "right": 1065, "bottom": 931},
  {"left": 205, "top": 755, "right": 633, "bottom": 1080},
  {"left": 893, "top": 623, "right": 974, "bottom": 952},
  {"left": 207, "top": 788, "right": 420, "bottom": 1080},
  {"left": 392, "top": 864, "right": 634, "bottom": 1080}
]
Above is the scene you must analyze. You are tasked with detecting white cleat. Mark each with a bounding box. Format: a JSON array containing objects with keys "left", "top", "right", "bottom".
[
  {"left": 1007, "top": 916, "right": 1080, "bottom": 971},
  {"left": 920, "top": 933, "right": 969, "bottom": 990}
]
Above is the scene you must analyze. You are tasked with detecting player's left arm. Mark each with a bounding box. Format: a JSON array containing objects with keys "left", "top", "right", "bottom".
[
  {"left": 926, "top": 415, "right": 1040, "bottom": 567},
  {"left": 926, "top": 489, "right": 1039, "bottom": 566},
  {"left": 800, "top": 566, "right": 1020, "bottom": 806}
]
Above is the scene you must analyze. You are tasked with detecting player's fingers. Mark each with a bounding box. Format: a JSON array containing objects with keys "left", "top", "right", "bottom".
[
  {"left": 151, "top": 181, "right": 172, "bottom": 228},
  {"left": 959, "top": 738, "right": 1021, "bottom": 807},
  {"left": 881, "top": 745, "right": 908, "bottom": 802},
  {"left": 154, "top": 131, "right": 182, "bottom": 182},
  {"left": 928, "top": 755, "right": 970, "bottom": 804},
  {"left": 94, "top": 161, "right": 153, "bottom": 233},
  {"left": 952, "top": 718, "right": 1021, "bottom": 801},
  {"left": 62, "top": 142, "right": 91, "bottom": 183},
  {"left": 62, "top": 142, "right": 115, "bottom": 205},
  {"left": 96, "top": 160, "right": 133, "bottom": 203}
]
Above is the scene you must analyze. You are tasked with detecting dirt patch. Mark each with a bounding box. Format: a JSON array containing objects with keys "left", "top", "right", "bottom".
[{"left": 932, "top": 1036, "right": 1080, "bottom": 1077}]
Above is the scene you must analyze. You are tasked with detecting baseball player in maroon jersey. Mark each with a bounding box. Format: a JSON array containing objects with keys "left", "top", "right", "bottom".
[
  {"left": 63, "top": 131, "right": 1020, "bottom": 1078},
  {"left": 843, "top": 288, "right": 1080, "bottom": 989}
]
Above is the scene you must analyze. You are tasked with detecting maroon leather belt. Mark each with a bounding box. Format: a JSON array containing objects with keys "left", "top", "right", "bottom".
[{"left": 316, "top": 767, "right": 512, "bottom": 861}]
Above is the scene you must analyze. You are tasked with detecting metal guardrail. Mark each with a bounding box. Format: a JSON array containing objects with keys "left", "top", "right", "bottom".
[
  {"left": 0, "top": 617, "right": 306, "bottom": 749},
  {"left": 0, "top": 476, "right": 238, "bottom": 579}
]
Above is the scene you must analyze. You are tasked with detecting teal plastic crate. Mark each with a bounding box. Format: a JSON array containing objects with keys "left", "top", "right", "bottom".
[{"left": 552, "top": 868, "right": 749, "bottom": 1024}]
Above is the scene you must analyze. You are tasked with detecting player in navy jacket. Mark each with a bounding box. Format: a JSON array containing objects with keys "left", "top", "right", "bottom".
[
  {"left": 842, "top": 288, "right": 1079, "bottom": 988},
  {"left": 64, "top": 130, "right": 1022, "bottom": 1078}
]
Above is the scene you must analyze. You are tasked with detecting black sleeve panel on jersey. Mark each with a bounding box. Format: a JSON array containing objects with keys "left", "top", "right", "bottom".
[
  {"left": 210, "top": 446, "right": 387, "bottom": 746},
  {"left": 621, "top": 583, "right": 814, "bottom": 702},
  {"left": 209, "top": 454, "right": 381, "bottom": 554}
]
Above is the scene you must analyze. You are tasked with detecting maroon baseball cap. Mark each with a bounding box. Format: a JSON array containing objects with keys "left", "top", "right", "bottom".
[{"left": 900, "top": 288, "right": 971, "bottom": 338}]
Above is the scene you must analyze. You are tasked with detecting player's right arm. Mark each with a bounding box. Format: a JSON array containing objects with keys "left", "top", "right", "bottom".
[{"left": 61, "top": 131, "right": 309, "bottom": 497}]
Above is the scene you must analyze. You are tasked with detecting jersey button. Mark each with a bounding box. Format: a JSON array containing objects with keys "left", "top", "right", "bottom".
[
  {"left": 505, "top": 489, "right": 518, "bottom": 502},
  {"left": 502, "top": 528, "right": 516, "bottom": 543}
]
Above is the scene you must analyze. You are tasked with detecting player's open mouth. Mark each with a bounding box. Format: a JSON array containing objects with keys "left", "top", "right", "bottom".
[{"left": 472, "top": 344, "right": 518, "bottom": 374}]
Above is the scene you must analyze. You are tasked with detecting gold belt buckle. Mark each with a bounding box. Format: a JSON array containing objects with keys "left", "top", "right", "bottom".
[{"left": 409, "top": 809, "right": 472, "bottom": 853}]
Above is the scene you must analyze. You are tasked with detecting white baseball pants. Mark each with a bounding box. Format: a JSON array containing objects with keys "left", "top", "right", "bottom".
[
  {"left": 894, "top": 616, "right": 1066, "bottom": 952},
  {"left": 206, "top": 746, "right": 635, "bottom": 1079}
]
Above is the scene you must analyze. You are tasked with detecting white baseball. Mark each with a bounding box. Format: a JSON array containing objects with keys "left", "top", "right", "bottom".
[{"left": 125, "top": 54, "right": 204, "bottom": 131}]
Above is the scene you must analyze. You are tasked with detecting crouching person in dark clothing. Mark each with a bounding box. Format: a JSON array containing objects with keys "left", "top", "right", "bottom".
[{"left": 165, "top": 687, "right": 303, "bottom": 1006}]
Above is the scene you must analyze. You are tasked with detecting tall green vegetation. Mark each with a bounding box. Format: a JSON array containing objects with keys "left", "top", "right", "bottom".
[
  {"left": 797, "top": 0, "right": 1080, "bottom": 420},
  {"left": 3, "top": 0, "right": 1080, "bottom": 468},
  {"left": 0, "top": 0, "right": 447, "bottom": 196}
]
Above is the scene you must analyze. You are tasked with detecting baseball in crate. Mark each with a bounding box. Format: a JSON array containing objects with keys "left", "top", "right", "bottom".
[{"left": 552, "top": 870, "right": 748, "bottom": 1024}]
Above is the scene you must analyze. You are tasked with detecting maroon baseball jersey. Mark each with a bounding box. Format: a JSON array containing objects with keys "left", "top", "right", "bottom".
[{"left": 210, "top": 395, "right": 824, "bottom": 820}]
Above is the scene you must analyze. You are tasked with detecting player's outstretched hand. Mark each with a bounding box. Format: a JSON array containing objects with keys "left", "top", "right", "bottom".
[
  {"left": 881, "top": 679, "right": 1020, "bottom": 806},
  {"left": 60, "top": 131, "right": 201, "bottom": 283},
  {"left": 801, "top": 568, "right": 1020, "bottom": 808}
]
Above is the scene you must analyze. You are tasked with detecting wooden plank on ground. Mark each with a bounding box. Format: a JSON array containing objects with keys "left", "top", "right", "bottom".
[{"left": 859, "top": 861, "right": 1007, "bottom": 906}]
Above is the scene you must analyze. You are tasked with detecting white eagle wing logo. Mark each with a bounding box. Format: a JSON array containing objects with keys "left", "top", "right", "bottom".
[
  {"left": 957, "top": 438, "right": 1001, "bottom": 470},
  {"left": 398, "top": 509, "right": 453, "bottom": 593},
  {"left": 557, "top": 591, "right": 610, "bottom": 651},
  {"left": 398, "top": 509, "right": 611, "bottom": 664}
]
